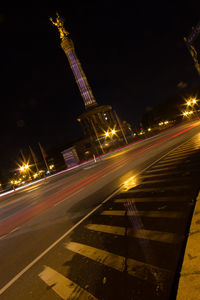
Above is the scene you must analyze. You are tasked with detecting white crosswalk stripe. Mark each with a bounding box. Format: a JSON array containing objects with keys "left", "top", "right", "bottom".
[
  {"left": 86, "top": 224, "right": 183, "bottom": 244},
  {"left": 64, "top": 242, "right": 171, "bottom": 283},
  {"left": 101, "top": 210, "right": 184, "bottom": 218},
  {"left": 115, "top": 197, "right": 186, "bottom": 203},
  {"left": 39, "top": 265, "right": 98, "bottom": 300}
]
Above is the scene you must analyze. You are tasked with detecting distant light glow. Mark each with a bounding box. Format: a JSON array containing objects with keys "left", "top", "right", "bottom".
[
  {"left": 192, "top": 99, "right": 197, "bottom": 104},
  {"left": 187, "top": 101, "right": 191, "bottom": 106}
]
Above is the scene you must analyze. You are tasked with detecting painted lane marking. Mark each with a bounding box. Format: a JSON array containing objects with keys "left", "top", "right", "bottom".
[
  {"left": 161, "top": 156, "right": 191, "bottom": 162},
  {"left": 1, "top": 124, "right": 197, "bottom": 236},
  {"left": 39, "top": 265, "right": 98, "bottom": 300},
  {"left": 65, "top": 242, "right": 125, "bottom": 272},
  {"left": 65, "top": 242, "right": 171, "bottom": 283},
  {"left": 143, "top": 169, "right": 181, "bottom": 174},
  {"left": 86, "top": 224, "right": 126, "bottom": 236},
  {"left": 149, "top": 165, "right": 175, "bottom": 170},
  {"left": 158, "top": 157, "right": 187, "bottom": 163},
  {"left": 101, "top": 210, "right": 125, "bottom": 216},
  {"left": 128, "top": 210, "right": 185, "bottom": 218},
  {"left": 115, "top": 197, "right": 187, "bottom": 203},
  {"left": 139, "top": 178, "right": 188, "bottom": 184},
  {"left": 0, "top": 136, "right": 166, "bottom": 236},
  {"left": 86, "top": 224, "right": 183, "bottom": 244},
  {"left": 0, "top": 132, "right": 197, "bottom": 295},
  {"left": 126, "top": 257, "right": 171, "bottom": 283},
  {"left": 127, "top": 228, "right": 183, "bottom": 243},
  {"left": 0, "top": 187, "right": 120, "bottom": 296},
  {"left": 0, "top": 226, "right": 21, "bottom": 240},
  {"left": 139, "top": 171, "right": 182, "bottom": 178},
  {"left": 124, "top": 185, "right": 190, "bottom": 192},
  {"left": 170, "top": 149, "right": 196, "bottom": 155},
  {"left": 155, "top": 161, "right": 183, "bottom": 166},
  {"left": 101, "top": 210, "right": 184, "bottom": 218}
]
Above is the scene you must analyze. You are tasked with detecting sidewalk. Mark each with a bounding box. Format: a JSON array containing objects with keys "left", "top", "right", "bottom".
[{"left": 176, "top": 191, "right": 200, "bottom": 299}]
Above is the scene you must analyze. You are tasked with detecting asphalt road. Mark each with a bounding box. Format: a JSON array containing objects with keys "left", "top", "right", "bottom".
[{"left": 1, "top": 120, "right": 200, "bottom": 299}]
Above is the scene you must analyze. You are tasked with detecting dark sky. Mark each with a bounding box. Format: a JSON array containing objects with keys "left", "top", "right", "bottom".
[{"left": 0, "top": 1, "right": 200, "bottom": 174}]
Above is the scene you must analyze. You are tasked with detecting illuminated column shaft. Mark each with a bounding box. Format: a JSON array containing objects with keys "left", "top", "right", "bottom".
[{"left": 61, "top": 37, "right": 97, "bottom": 109}]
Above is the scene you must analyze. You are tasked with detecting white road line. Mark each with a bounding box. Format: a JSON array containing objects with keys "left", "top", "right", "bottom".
[
  {"left": 86, "top": 224, "right": 126, "bottom": 236},
  {"left": 156, "top": 161, "right": 180, "bottom": 166},
  {"left": 101, "top": 210, "right": 184, "bottom": 218},
  {"left": 0, "top": 188, "right": 120, "bottom": 296},
  {"left": 126, "top": 257, "right": 171, "bottom": 283},
  {"left": 0, "top": 226, "right": 21, "bottom": 240},
  {"left": 171, "top": 149, "right": 195, "bottom": 154},
  {"left": 127, "top": 210, "right": 184, "bottom": 218},
  {"left": 125, "top": 185, "right": 189, "bottom": 192},
  {"left": 101, "top": 210, "right": 125, "bottom": 216},
  {"left": 86, "top": 224, "right": 183, "bottom": 244},
  {"left": 139, "top": 171, "right": 181, "bottom": 178},
  {"left": 115, "top": 197, "right": 186, "bottom": 203},
  {"left": 150, "top": 165, "right": 175, "bottom": 170},
  {"left": 127, "top": 228, "right": 183, "bottom": 243},
  {"left": 161, "top": 155, "right": 189, "bottom": 161},
  {"left": 65, "top": 242, "right": 171, "bottom": 283},
  {"left": 157, "top": 159, "right": 184, "bottom": 164},
  {"left": 144, "top": 169, "right": 179, "bottom": 174},
  {"left": 140, "top": 178, "right": 182, "bottom": 184},
  {"left": 0, "top": 134, "right": 195, "bottom": 295},
  {"left": 65, "top": 241, "right": 125, "bottom": 272},
  {"left": 39, "top": 265, "right": 98, "bottom": 300}
]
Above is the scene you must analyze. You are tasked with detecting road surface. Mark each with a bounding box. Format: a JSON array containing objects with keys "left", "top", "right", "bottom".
[{"left": 1, "top": 120, "right": 200, "bottom": 299}]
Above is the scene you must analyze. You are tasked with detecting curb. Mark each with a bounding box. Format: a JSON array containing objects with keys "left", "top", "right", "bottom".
[{"left": 176, "top": 191, "right": 200, "bottom": 299}]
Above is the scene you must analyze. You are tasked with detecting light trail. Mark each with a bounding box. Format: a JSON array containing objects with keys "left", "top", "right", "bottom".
[{"left": 0, "top": 122, "right": 199, "bottom": 237}]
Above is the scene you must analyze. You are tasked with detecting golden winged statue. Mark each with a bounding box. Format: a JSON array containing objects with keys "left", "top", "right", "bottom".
[{"left": 50, "top": 12, "right": 69, "bottom": 40}]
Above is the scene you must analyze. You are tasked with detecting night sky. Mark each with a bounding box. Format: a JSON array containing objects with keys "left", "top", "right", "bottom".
[{"left": 0, "top": 1, "right": 200, "bottom": 177}]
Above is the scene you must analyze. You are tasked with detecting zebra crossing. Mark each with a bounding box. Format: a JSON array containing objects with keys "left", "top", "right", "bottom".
[{"left": 37, "top": 136, "right": 200, "bottom": 299}]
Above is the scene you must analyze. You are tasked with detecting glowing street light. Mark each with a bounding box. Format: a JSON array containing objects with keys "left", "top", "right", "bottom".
[
  {"left": 20, "top": 166, "right": 25, "bottom": 172},
  {"left": 19, "top": 163, "right": 30, "bottom": 174},
  {"left": 105, "top": 131, "right": 109, "bottom": 137},
  {"left": 186, "top": 97, "right": 198, "bottom": 106},
  {"left": 183, "top": 111, "right": 193, "bottom": 117},
  {"left": 192, "top": 98, "right": 197, "bottom": 104},
  {"left": 183, "top": 111, "right": 188, "bottom": 116},
  {"left": 184, "top": 97, "right": 200, "bottom": 120},
  {"left": 186, "top": 100, "right": 191, "bottom": 106}
]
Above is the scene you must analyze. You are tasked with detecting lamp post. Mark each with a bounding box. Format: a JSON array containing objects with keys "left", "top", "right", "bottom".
[
  {"left": 19, "top": 163, "right": 31, "bottom": 181},
  {"left": 104, "top": 128, "right": 117, "bottom": 149},
  {"left": 186, "top": 97, "right": 200, "bottom": 120}
]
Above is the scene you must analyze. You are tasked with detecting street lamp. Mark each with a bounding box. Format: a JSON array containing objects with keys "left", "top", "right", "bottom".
[
  {"left": 183, "top": 110, "right": 193, "bottom": 117},
  {"left": 192, "top": 99, "right": 197, "bottom": 104},
  {"left": 19, "top": 163, "right": 29, "bottom": 172},
  {"left": 105, "top": 131, "right": 109, "bottom": 137},
  {"left": 185, "top": 97, "right": 199, "bottom": 119},
  {"left": 186, "top": 100, "right": 191, "bottom": 106},
  {"left": 20, "top": 166, "right": 25, "bottom": 172}
]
